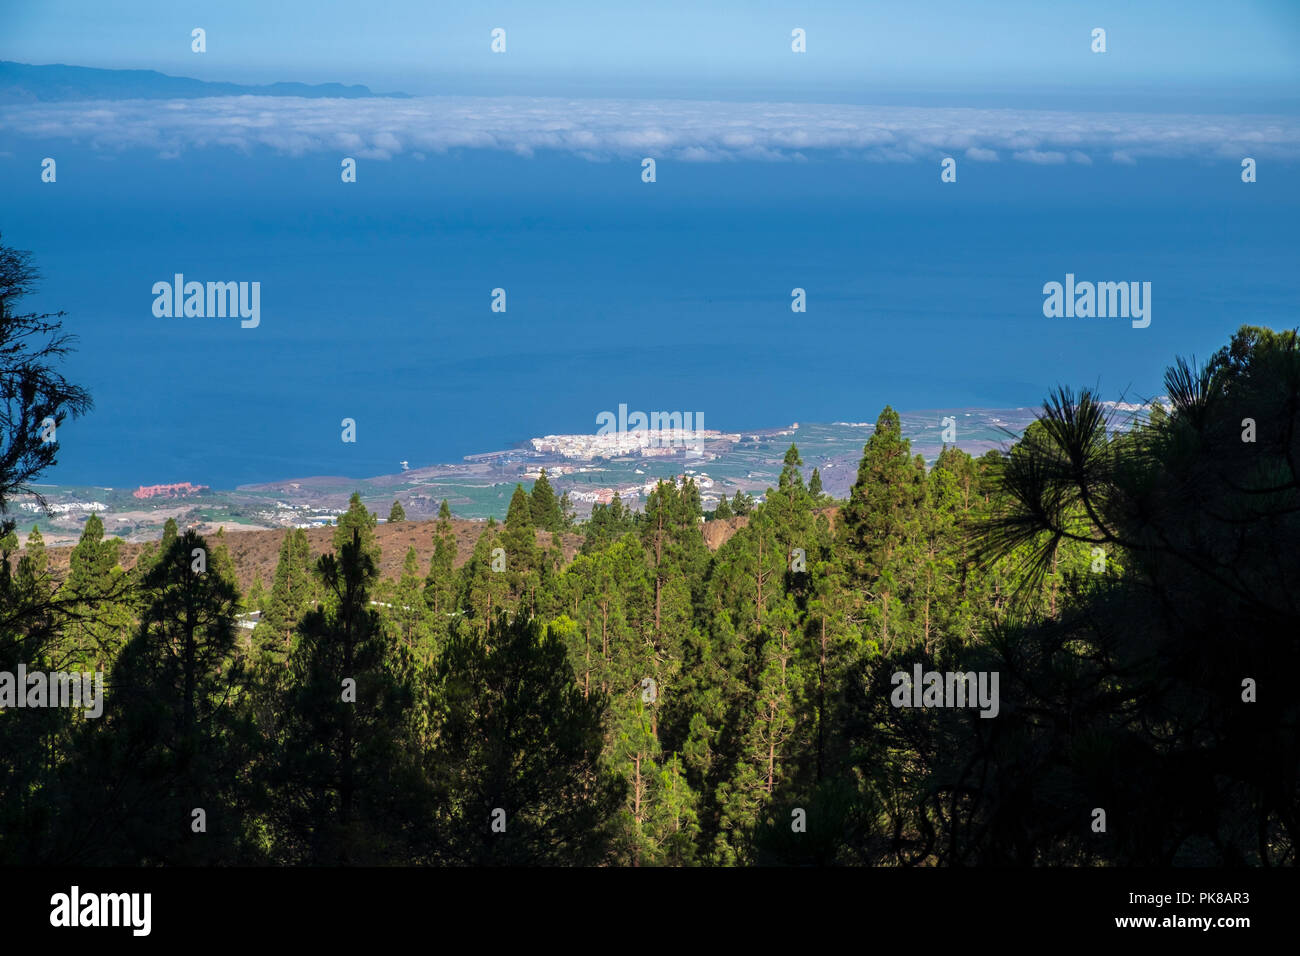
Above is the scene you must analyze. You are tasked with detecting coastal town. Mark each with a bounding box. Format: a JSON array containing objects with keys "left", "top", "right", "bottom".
[{"left": 9, "top": 407, "right": 1092, "bottom": 544}]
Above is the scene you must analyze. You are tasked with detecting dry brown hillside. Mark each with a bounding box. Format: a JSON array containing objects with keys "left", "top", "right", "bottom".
[
  {"left": 32, "top": 519, "right": 580, "bottom": 595},
  {"left": 26, "top": 508, "right": 840, "bottom": 594},
  {"left": 702, "top": 506, "right": 839, "bottom": 551},
  {"left": 703, "top": 515, "right": 749, "bottom": 550}
]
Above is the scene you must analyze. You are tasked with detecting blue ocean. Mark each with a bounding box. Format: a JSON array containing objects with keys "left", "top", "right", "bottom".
[{"left": 1, "top": 147, "right": 1296, "bottom": 488}]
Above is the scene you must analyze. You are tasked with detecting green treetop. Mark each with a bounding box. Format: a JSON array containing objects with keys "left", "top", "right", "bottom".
[
  {"left": 335, "top": 492, "right": 380, "bottom": 563},
  {"left": 530, "top": 469, "right": 564, "bottom": 532}
]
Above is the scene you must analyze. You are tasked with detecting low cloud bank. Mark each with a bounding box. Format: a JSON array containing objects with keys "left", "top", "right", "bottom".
[{"left": 4, "top": 95, "right": 1294, "bottom": 164}]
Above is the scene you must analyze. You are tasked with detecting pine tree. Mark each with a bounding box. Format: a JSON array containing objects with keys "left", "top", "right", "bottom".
[
  {"left": 16, "top": 524, "right": 49, "bottom": 604},
  {"left": 459, "top": 525, "right": 508, "bottom": 639},
  {"left": 270, "top": 528, "right": 421, "bottom": 864},
  {"left": 388, "top": 500, "right": 406, "bottom": 523},
  {"left": 501, "top": 484, "right": 539, "bottom": 608},
  {"left": 529, "top": 469, "right": 563, "bottom": 532},
  {"left": 605, "top": 686, "right": 701, "bottom": 865},
  {"left": 768, "top": 444, "right": 817, "bottom": 574},
  {"left": 921, "top": 446, "right": 987, "bottom": 651},
  {"left": 209, "top": 527, "right": 240, "bottom": 591},
  {"left": 836, "top": 406, "right": 928, "bottom": 655},
  {"left": 803, "top": 513, "right": 857, "bottom": 788},
  {"left": 335, "top": 492, "right": 379, "bottom": 563},
  {"left": 0, "top": 520, "right": 75, "bottom": 863},
  {"left": 103, "top": 529, "right": 249, "bottom": 863},
  {"left": 556, "top": 534, "right": 651, "bottom": 699},
  {"left": 64, "top": 512, "right": 131, "bottom": 672},
  {"left": 423, "top": 500, "right": 459, "bottom": 628},
  {"left": 582, "top": 492, "right": 636, "bottom": 554},
  {"left": 0, "top": 235, "right": 93, "bottom": 512},
  {"left": 424, "top": 613, "right": 621, "bottom": 864},
  {"left": 134, "top": 516, "right": 179, "bottom": 585},
  {"left": 713, "top": 495, "right": 733, "bottom": 520},
  {"left": 713, "top": 592, "right": 804, "bottom": 864},
  {"left": 641, "top": 479, "right": 707, "bottom": 673},
  {"left": 555, "top": 533, "right": 696, "bottom": 864},
  {"left": 254, "top": 528, "right": 316, "bottom": 668},
  {"left": 245, "top": 575, "right": 267, "bottom": 614},
  {"left": 779, "top": 444, "right": 806, "bottom": 499},
  {"left": 383, "top": 546, "right": 434, "bottom": 656},
  {"left": 696, "top": 499, "right": 808, "bottom": 862}
]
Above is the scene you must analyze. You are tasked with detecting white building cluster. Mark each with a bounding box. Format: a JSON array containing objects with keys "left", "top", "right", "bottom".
[
  {"left": 19, "top": 500, "right": 107, "bottom": 515},
  {"left": 530, "top": 428, "right": 739, "bottom": 460},
  {"left": 566, "top": 472, "right": 716, "bottom": 507}
]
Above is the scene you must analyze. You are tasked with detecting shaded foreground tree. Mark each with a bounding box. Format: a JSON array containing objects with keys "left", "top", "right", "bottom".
[
  {"left": 67, "top": 530, "right": 254, "bottom": 864},
  {"left": 854, "top": 326, "right": 1300, "bottom": 865},
  {"left": 0, "top": 236, "right": 105, "bottom": 864},
  {"left": 253, "top": 527, "right": 315, "bottom": 669},
  {"left": 423, "top": 611, "right": 622, "bottom": 864},
  {"left": 266, "top": 529, "right": 423, "bottom": 864},
  {"left": 0, "top": 236, "right": 92, "bottom": 515}
]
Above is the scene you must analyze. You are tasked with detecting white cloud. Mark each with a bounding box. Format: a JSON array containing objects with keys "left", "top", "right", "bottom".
[
  {"left": 1013, "top": 149, "right": 1068, "bottom": 165},
  {"left": 2, "top": 95, "right": 1296, "bottom": 164}
]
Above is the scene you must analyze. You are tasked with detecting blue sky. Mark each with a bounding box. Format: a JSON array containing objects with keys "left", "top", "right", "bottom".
[{"left": 4, "top": 0, "right": 1299, "bottom": 107}]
